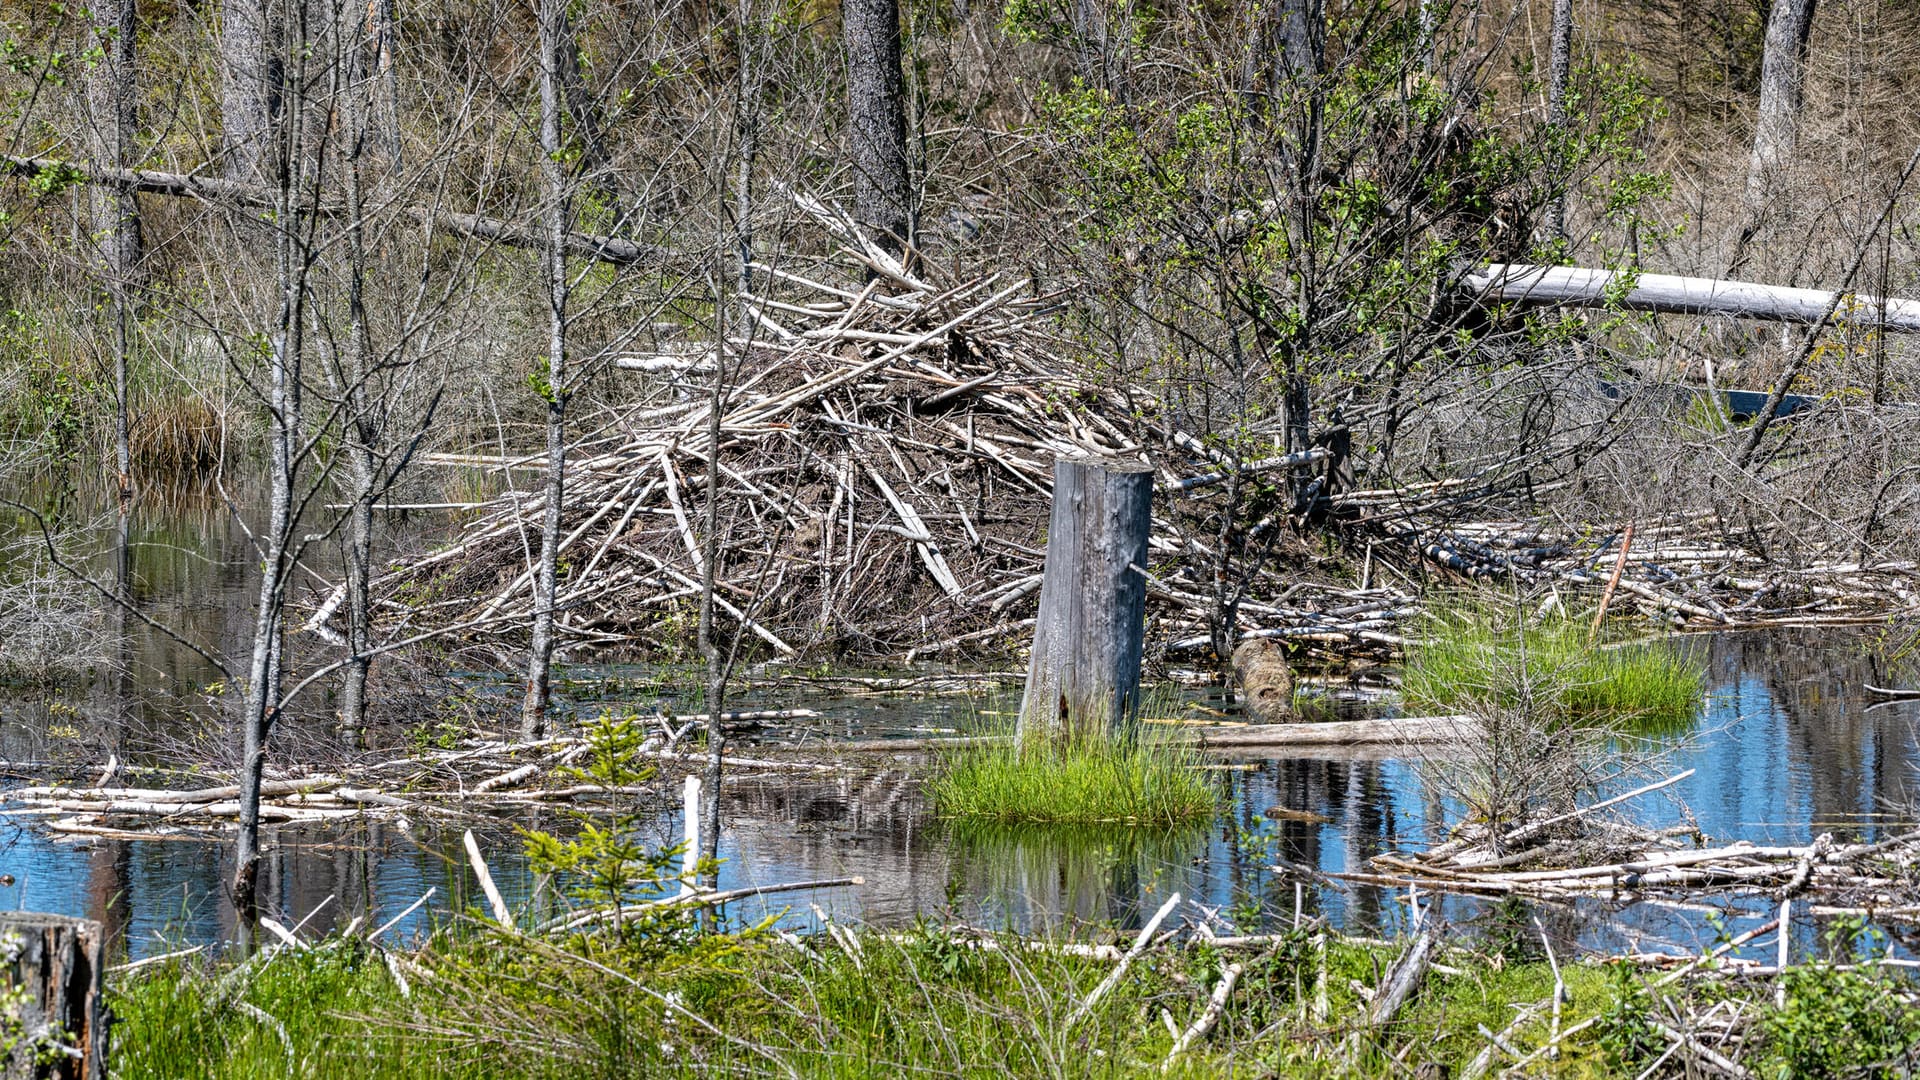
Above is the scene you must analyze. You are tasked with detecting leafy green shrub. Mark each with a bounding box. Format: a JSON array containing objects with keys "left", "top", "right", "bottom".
[{"left": 1755, "top": 923, "right": 1920, "bottom": 1079}]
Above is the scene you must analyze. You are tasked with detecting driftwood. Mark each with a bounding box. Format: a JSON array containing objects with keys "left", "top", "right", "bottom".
[
  {"left": 1065, "top": 892, "right": 1182, "bottom": 1028},
  {"left": 833, "top": 714, "right": 1482, "bottom": 753},
  {"left": 0, "top": 730, "right": 852, "bottom": 837},
  {"left": 1367, "top": 924, "right": 1440, "bottom": 1028}
]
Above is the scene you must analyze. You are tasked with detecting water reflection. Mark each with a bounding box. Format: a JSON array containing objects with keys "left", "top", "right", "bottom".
[{"left": 8, "top": 474, "right": 1920, "bottom": 960}]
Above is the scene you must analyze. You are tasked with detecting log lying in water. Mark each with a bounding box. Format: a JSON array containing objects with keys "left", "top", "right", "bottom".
[
  {"left": 1468, "top": 263, "right": 1920, "bottom": 331},
  {"left": 1185, "top": 715, "right": 1481, "bottom": 748},
  {"left": 834, "top": 714, "right": 1481, "bottom": 752}
]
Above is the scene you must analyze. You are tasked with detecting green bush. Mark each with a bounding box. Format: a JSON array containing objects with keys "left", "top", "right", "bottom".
[{"left": 1754, "top": 923, "right": 1920, "bottom": 1079}]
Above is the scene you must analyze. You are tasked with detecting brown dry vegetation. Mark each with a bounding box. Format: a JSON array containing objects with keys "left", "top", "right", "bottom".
[{"left": 0, "top": 0, "right": 1911, "bottom": 670}]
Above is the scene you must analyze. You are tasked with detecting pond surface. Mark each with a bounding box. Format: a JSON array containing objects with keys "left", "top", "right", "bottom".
[{"left": 3, "top": 483, "right": 1920, "bottom": 963}]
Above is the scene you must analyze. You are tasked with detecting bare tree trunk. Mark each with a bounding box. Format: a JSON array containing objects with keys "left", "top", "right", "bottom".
[
  {"left": 1244, "top": 0, "right": 1320, "bottom": 96},
  {"left": 233, "top": 68, "right": 308, "bottom": 933},
  {"left": 1544, "top": 0, "right": 1573, "bottom": 247},
  {"left": 337, "top": 0, "right": 376, "bottom": 748},
  {"left": 844, "top": 0, "right": 911, "bottom": 258},
  {"left": 555, "top": 9, "right": 625, "bottom": 231},
  {"left": 694, "top": 11, "right": 764, "bottom": 885},
  {"left": 1746, "top": 0, "right": 1817, "bottom": 212},
  {"left": 1273, "top": 0, "right": 1322, "bottom": 84},
  {"left": 366, "top": 0, "right": 401, "bottom": 165},
  {"left": 1069, "top": 0, "right": 1129, "bottom": 97},
  {"left": 222, "top": 0, "right": 276, "bottom": 181},
  {"left": 697, "top": 266, "right": 728, "bottom": 883},
  {"left": 522, "top": 0, "right": 572, "bottom": 741},
  {"left": 88, "top": 0, "right": 141, "bottom": 508}
]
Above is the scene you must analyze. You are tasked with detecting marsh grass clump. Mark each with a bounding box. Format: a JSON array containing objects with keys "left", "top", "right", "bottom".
[
  {"left": 1408, "top": 602, "right": 1701, "bottom": 853},
  {"left": 1402, "top": 607, "right": 1706, "bottom": 730},
  {"left": 928, "top": 731, "right": 1216, "bottom": 826}
]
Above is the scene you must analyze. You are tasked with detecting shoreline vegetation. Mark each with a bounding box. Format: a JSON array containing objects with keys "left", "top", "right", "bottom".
[
  {"left": 5, "top": 0, "right": 1920, "bottom": 1069},
  {"left": 1401, "top": 609, "right": 1709, "bottom": 729},
  {"left": 106, "top": 904, "right": 1920, "bottom": 1079}
]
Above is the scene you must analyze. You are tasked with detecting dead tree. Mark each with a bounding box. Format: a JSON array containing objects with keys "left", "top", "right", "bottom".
[
  {"left": 1018, "top": 457, "right": 1154, "bottom": 743},
  {"left": 221, "top": 0, "right": 276, "bottom": 181},
  {"left": 1544, "top": 0, "right": 1573, "bottom": 246},
  {"left": 232, "top": 1, "right": 319, "bottom": 930},
  {"left": 85, "top": 0, "right": 141, "bottom": 506},
  {"left": 844, "top": 0, "right": 911, "bottom": 258},
  {"left": 0, "top": 913, "right": 108, "bottom": 1078},
  {"left": 1739, "top": 0, "right": 1817, "bottom": 251},
  {"left": 523, "top": 0, "right": 574, "bottom": 740},
  {"left": 330, "top": 0, "right": 380, "bottom": 747}
]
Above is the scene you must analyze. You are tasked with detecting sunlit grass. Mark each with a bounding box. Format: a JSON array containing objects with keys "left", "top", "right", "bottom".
[
  {"left": 928, "top": 731, "right": 1216, "bottom": 826},
  {"left": 1402, "top": 607, "right": 1706, "bottom": 730}
]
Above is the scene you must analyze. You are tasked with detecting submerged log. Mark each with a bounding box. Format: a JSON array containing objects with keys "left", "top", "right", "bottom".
[
  {"left": 1468, "top": 263, "right": 1920, "bottom": 332},
  {"left": 0, "top": 913, "right": 108, "bottom": 1079},
  {"left": 1018, "top": 456, "right": 1155, "bottom": 742}
]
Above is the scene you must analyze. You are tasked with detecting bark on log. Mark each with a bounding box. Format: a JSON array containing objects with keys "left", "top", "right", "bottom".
[
  {"left": 1747, "top": 0, "right": 1818, "bottom": 210},
  {"left": 1468, "top": 263, "right": 1920, "bottom": 331},
  {"left": 1368, "top": 923, "right": 1439, "bottom": 1028},
  {"left": 0, "top": 913, "right": 108, "bottom": 1079},
  {"left": 844, "top": 0, "right": 911, "bottom": 256},
  {"left": 1017, "top": 457, "right": 1153, "bottom": 742}
]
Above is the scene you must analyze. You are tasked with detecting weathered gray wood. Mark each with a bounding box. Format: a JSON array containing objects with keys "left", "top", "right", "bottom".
[
  {"left": 1368, "top": 922, "right": 1439, "bottom": 1028},
  {"left": 0, "top": 913, "right": 108, "bottom": 1079},
  {"left": 838, "top": 714, "right": 1482, "bottom": 753},
  {"left": 1747, "top": 0, "right": 1818, "bottom": 209},
  {"left": 1468, "top": 263, "right": 1920, "bottom": 332},
  {"left": 1017, "top": 457, "right": 1154, "bottom": 742},
  {"left": 1189, "top": 714, "right": 1480, "bottom": 748}
]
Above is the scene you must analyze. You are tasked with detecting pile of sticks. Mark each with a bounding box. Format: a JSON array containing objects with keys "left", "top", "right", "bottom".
[
  {"left": 354, "top": 196, "right": 1920, "bottom": 663},
  {"left": 1340, "top": 771, "right": 1920, "bottom": 910},
  {"left": 1364, "top": 833, "right": 1920, "bottom": 904},
  {"left": 1377, "top": 512, "right": 1920, "bottom": 630},
  {"left": 3, "top": 719, "right": 850, "bottom": 839},
  {"left": 358, "top": 198, "right": 1403, "bottom": 661}
]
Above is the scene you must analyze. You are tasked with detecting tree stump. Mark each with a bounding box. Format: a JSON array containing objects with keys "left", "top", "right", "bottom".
[
  {"left": 0, "top": 914, "right": 108, "bottom": 1079},
  {"left": 1018, "top": 456, "right": 1154, "bottom": 742}
]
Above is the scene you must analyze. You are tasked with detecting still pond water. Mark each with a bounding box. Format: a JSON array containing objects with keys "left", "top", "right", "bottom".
[{"left": 1, "top": 484, "right": 1917, "bottom": 963}]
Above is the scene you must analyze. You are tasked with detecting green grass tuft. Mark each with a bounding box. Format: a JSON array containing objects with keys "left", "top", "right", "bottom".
[
  {"left": 928, "top": 731, "right": 1217, "bottom": 826},
  {"left": 1402, "top": 608, "right": 1706, "bottom": 729}
]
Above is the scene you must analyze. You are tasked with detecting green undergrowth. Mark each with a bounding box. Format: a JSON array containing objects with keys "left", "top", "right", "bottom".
[
  {"left": 1402, "top": 607, "right": 1706, "bottom": 730},
  {"left": 927, "top": 730, "right": 1217, "bottom": 825},
  {"left": 107, "top": 920, "right": 1920, "bottom": 1078}
]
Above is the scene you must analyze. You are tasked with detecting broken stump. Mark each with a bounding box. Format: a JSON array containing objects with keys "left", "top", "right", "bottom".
[
  {"left": 0, "top": 913, "right": 108, "bottom": 1079},
  {"left": 1018, "top": 455, "right": 1154, "bottom": 742}
]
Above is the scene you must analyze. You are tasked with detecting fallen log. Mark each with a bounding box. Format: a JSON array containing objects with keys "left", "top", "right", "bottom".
[
  {"left": 1368, "top": 924, "right": 1440, "bottom": 1028},
  {"left": 0, "top": 154, "right": 671, "bottom": 268},
  {"left": 1469, "top": 263, "right": 1920, "bottom": 331},
  {"left": 832, "top": 714, "right": 1481, "bottom": 752}
]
